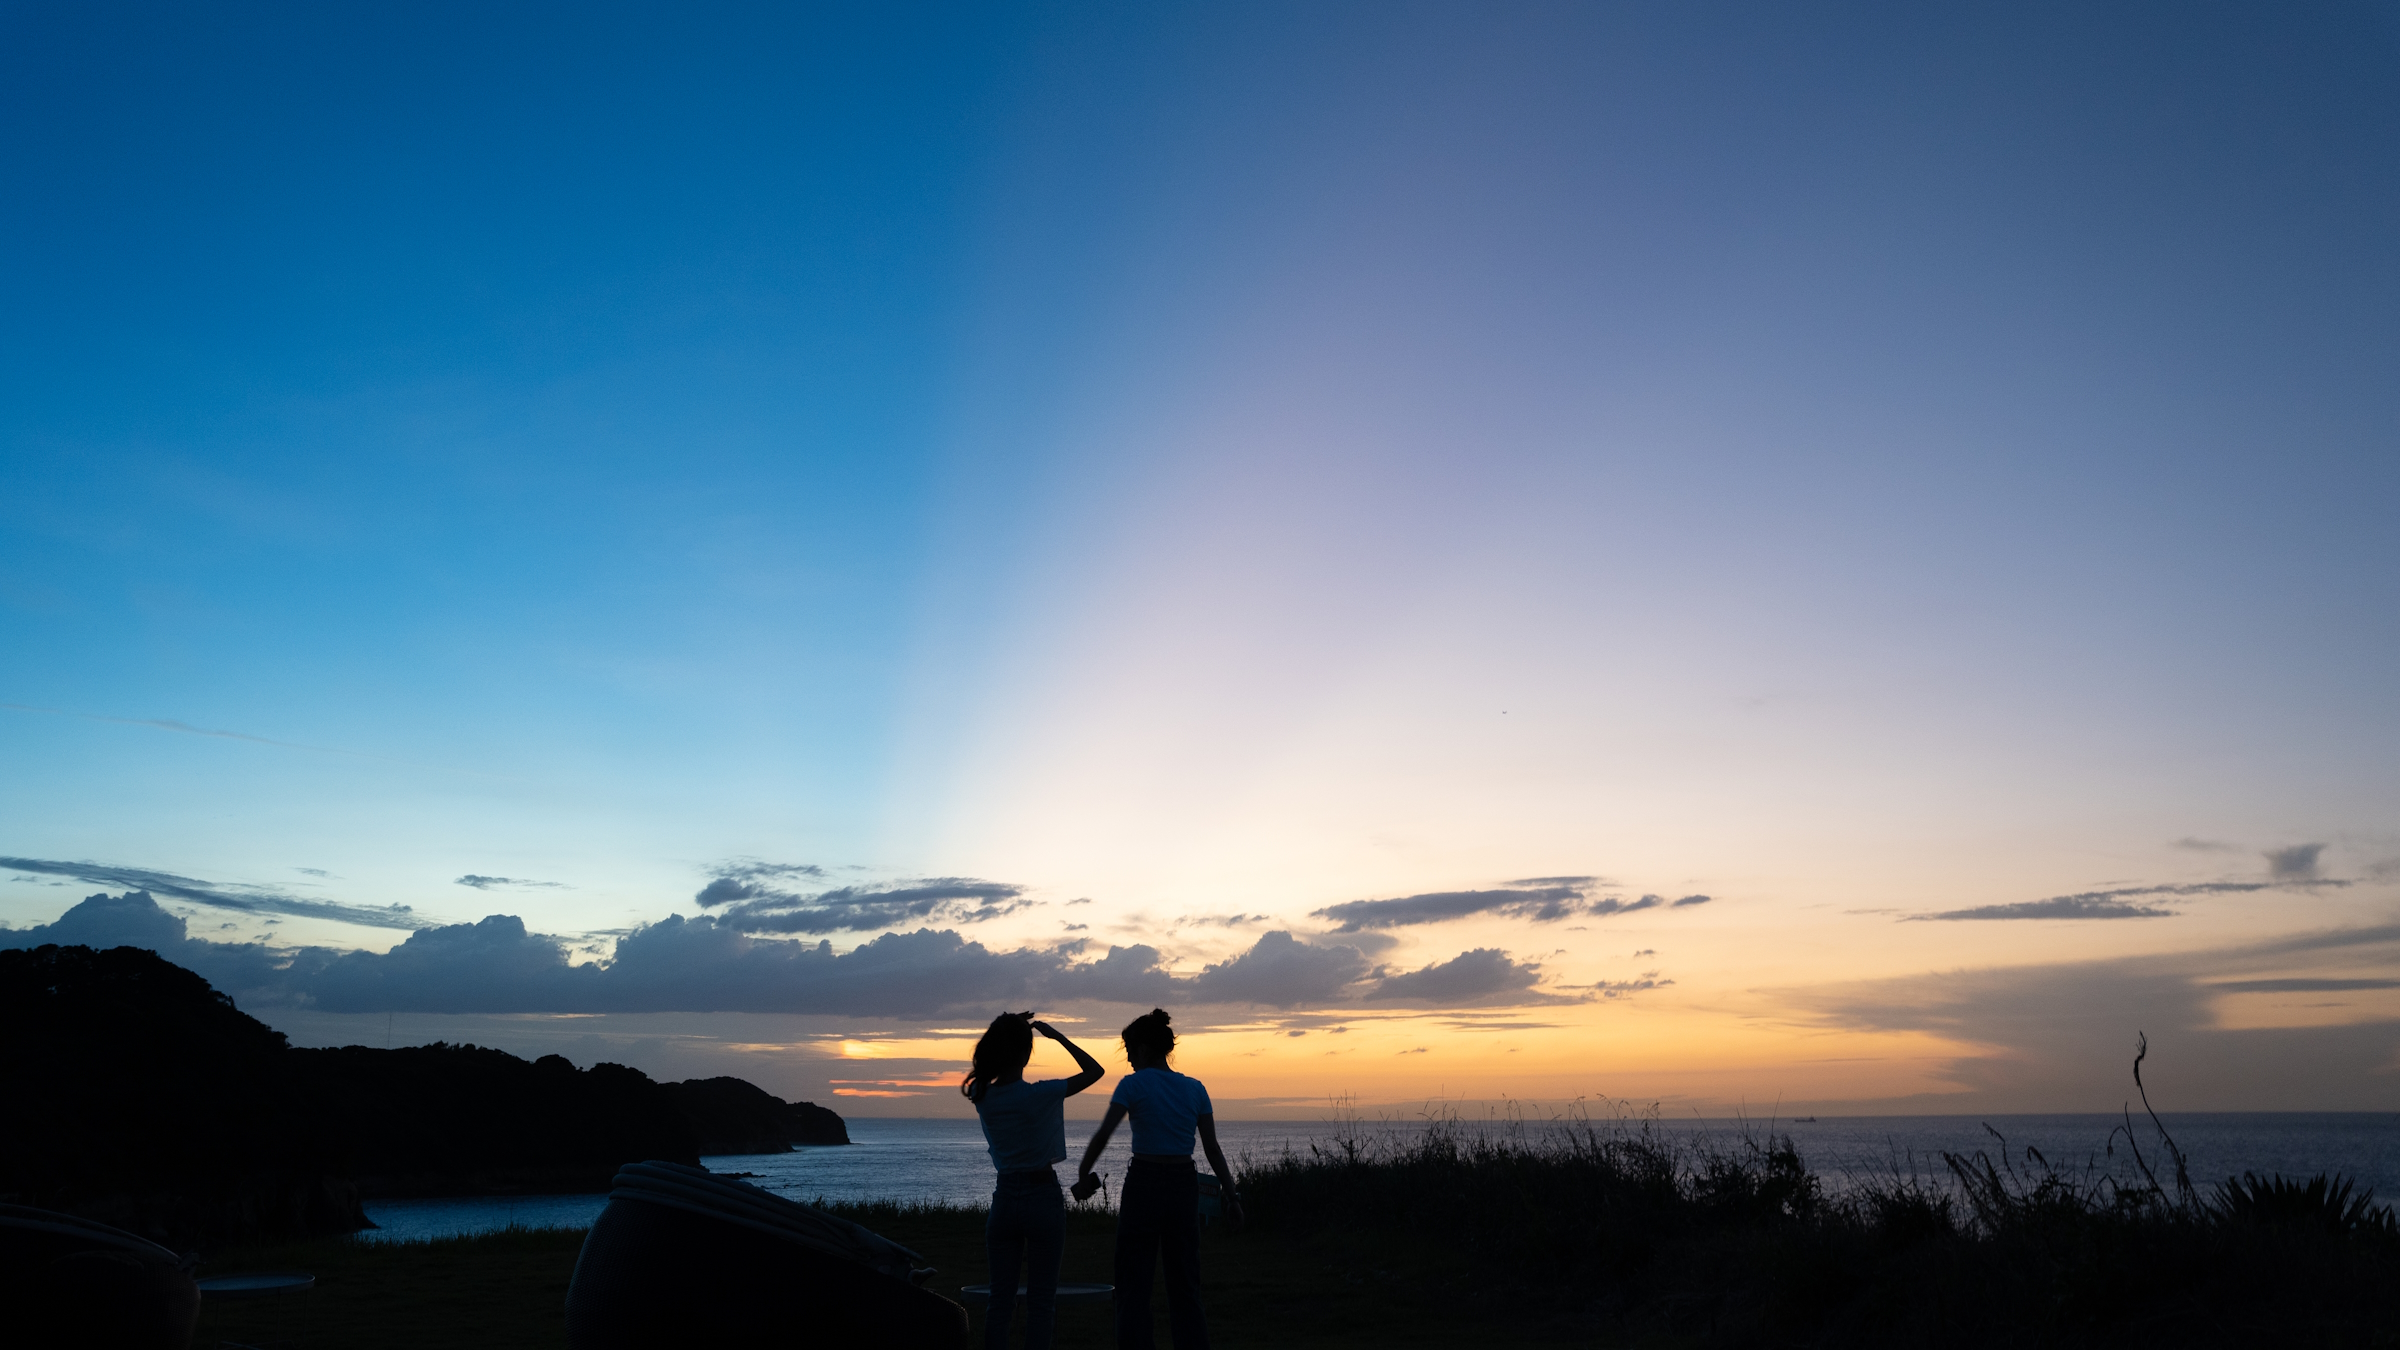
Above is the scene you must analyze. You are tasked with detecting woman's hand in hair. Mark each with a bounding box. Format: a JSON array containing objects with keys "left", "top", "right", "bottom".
[{"left": 1039, "top": 1020, "right": 1107, "bottom": 1091}]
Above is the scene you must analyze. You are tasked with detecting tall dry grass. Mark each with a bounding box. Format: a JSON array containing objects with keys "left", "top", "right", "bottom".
[{"left": 1236, "top": 1046, "right": 2396, "bottom": 1347}]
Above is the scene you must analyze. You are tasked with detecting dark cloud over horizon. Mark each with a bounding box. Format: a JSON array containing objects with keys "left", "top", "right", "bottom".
[
  {"left": 1775, "top": 924, "right": 2400, "bottom": 1111},
  {"left": 2, "top": 893, "right": 1575, "bottom": 1017}
]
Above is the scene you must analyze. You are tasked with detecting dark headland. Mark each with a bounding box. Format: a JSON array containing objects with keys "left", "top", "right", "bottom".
[{"left": 0, "top": 942, "right": 848, "bottom": 1246}]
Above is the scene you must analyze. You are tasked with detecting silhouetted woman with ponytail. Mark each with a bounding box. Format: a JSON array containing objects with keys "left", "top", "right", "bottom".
[
  {"left": 1075, "top": 1008, "right": 1238, "bottom": 1350},
  {"left": 964, "top": 1011, "right": 1104, "bottom": 1350}
]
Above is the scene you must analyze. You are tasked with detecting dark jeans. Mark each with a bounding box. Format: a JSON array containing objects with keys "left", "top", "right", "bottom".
[
  {"left": 986, "top": 1169, "right": 1066, "bottom": 1350},
  {"left": 1114, "top": 1157, "right": 1208, "bottom": 1350}
]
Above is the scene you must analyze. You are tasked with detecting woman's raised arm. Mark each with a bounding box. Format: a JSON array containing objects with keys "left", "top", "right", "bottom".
[{"left": 1032, "top": 1019, "right": 1105, "bottom": 1093}]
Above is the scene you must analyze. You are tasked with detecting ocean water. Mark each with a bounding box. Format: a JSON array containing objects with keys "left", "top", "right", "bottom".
[{"left": 357, "top": 1111, "right": 2400, "bottom": 1243}]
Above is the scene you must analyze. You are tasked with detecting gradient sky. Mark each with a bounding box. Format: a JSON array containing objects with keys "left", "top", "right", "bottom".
[{"left": 5, "top": 2, "right": 2397, "bottom": 1116}]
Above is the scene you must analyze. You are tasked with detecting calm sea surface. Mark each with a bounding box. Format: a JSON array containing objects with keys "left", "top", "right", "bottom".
[{"left": 358, "top": 1111, "right": 2399, "bottom": 1243}]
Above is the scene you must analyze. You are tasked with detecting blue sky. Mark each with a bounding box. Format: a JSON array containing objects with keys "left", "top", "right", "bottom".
[{"left": 4, "top": 3, "right": 2397, "bottom": 1111}]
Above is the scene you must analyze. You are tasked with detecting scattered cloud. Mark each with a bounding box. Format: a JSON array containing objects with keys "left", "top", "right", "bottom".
[
  {"left": 2264, "top": 844, "right": 2325, "bottom": 880},
  {"left": 2228, "top": 923, "right": 2400, "bottom": 957},
  {"left": 2172, "top": 837, "right": 2239, "bottom": 853},
  {"left": 1312, "top": 880, "right": 1686, "bottom": 932},
  {"left": 1566, "top": 976, "right": 1675, "bottom": 1000},
  {"left": 0, "top": 701, "right": 367, "bottom": 757},
  {"left": 455, "top": 875, "right": 570, "bottom": 891},
  {"left": 2206, "top": 978, "right": 2400, "bottom": 994},
  {"left": 694, "top": 866, "right": 1034, "bottom": 934},
  {"left": 717, "top": 860, "right": 828, "bottom": 881},
  {"left": 1908, "top": 876, "right": 2351, "bottom": 922},
  {"left": 1180, "top": 913, "right": 1272, "bottom": 927},
  {"left": 1313, "top": 884, "right": 1588, "bottom": 930},
  {"left": 0, "top": 856, "right": 425, "bottom": 930},
  {"left": 1913, "top": 897, "right": 2179, "bottom": 921}
]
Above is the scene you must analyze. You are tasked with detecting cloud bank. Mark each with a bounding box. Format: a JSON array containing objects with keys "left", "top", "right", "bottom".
[{"left": 2, "top": 894, "right": 1581, "bottom": 1017}]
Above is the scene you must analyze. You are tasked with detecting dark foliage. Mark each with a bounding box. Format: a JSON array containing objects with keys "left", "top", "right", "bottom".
[
  {"left": 0, "top": 944, "right": 356, "bottom": 1247},
  {"left": 1240, "top": 1104, "right": 2399, "bottom": 1348},
  {"left": 786, "top": 1097, "right": 853, "bottom": 1146},
  {"left": 2213, "top": 1171, "right": 2400, "bottom": 1240},
  {"left": 293, "top": 1044, "right": 699, "bottom": 1196}
]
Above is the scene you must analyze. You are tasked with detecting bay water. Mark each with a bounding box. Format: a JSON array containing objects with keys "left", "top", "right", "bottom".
[{"left": 358, "top": 1111, "right": 2397, "bottom": 1242}]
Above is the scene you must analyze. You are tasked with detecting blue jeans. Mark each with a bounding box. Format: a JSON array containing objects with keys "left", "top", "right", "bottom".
[
  {"left": 1114, "top": 1157, "right": 1208, "bottom": 1350},
  {"left": 986, "top": 1168, "right": 1066, "bottom": 1350}
]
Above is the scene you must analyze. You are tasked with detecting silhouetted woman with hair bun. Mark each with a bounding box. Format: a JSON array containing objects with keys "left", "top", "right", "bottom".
[
  {"left": 964, "top": 1011, "right": 1104, "bottom": 1350},
  {"left": 1075, "top": 1008, "right": 1239, "bottom": 1350}
]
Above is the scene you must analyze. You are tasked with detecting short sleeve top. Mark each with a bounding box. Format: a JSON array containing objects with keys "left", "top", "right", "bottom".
[
  {"left": 1108, "top": 1067, "right": 1213, "bottom": 1156},
  {"left": 975, "top": 1077, "right": 1080, "bottom": 1172}
]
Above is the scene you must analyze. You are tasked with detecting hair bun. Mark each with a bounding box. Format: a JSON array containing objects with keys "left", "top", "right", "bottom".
[{"left": 1151, "top": 1008, "right": 1170, "bottom": 1023}]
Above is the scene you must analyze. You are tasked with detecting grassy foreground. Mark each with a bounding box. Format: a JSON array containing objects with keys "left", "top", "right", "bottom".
[
  {"left": 1237, "top": 1106, "right": 2400, "bottom": 1348},
  {"left": 194, "top": 1109, "right": 2400, "bottom": 1349},
  {"left": 192, "top": 1206, "right": 1494, "bottom": 1350}
]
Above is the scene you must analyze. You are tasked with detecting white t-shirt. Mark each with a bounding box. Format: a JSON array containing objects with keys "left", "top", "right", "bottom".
[
  {"left": 976, "top": 1077, "right": 1079, "bottom": 1172},
  {"left": 1109, "top": 1067, "right": 1213, "bottom": 1156}
]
